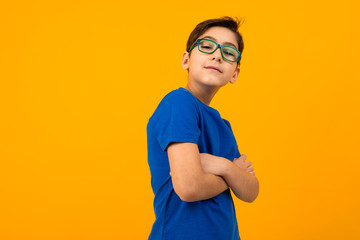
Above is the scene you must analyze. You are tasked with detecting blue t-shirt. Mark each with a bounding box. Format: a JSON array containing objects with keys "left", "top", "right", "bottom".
[{"left": 147, "top": 87, "right": 241, "bottom": 240}]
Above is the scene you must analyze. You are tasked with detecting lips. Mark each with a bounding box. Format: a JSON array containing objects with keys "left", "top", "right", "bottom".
[{"left": 205, "top": 66, "right": 222, "bottom": 73}]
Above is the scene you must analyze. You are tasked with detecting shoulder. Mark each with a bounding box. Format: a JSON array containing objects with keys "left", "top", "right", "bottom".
[
  {"left": 157, "top": 88, "right": 199, "bottom": 112},
  {"left": 162, "top": 88, "right": 197, "bottom": 105},
  {"left": 149, "top": 88, "right": 200, "bottom": 122}
]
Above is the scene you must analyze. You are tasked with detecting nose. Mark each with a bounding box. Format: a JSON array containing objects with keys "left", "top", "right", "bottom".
[{"left": 210, "top": 47, "right": 222, "bottom": 62}]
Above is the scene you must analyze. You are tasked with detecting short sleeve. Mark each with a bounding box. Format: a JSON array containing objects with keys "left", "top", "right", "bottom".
[{"left": 151, "top": 90, "right": 201, "bottom": 151}]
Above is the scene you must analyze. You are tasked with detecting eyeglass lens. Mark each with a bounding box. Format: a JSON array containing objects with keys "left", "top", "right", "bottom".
[{"left": 198, "top": 39, "right": 239, "bottom": 62}]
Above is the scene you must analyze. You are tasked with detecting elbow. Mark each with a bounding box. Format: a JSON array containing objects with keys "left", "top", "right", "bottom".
[
  {"left": 244, "top": 192, "right": 258, "bottom": 203},
  {"left": 172, "top": 179, "right": 199, "bottom": 202},
  {"left": 243, "top": 177, "right": 260, "bottom": 203},
  {"left": 177, "top": 191, "right": 198, "bottom": 202}
]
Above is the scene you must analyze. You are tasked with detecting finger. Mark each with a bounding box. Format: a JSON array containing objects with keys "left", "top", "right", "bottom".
[
  {"left": 247, "top": 166, "right": 254, "bottom": 172},
  {"left": 246, "top": 161, "right": 252, "bottom": 167},
  {"left": 239, "top": 154, "right": 247, "bottom": 160}
]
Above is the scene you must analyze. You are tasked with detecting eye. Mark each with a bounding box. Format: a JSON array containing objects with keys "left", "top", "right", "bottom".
[
  {"left": 199, "top": 40, "right": 215, "bottom": 51},
  {"left": 223, "top": 48, "right": 236, "bottom": 57}
]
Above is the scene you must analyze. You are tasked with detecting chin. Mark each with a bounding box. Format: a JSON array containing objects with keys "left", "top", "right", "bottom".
[{"left": 201, "top": 78, "right": 228, "bottom": 88}]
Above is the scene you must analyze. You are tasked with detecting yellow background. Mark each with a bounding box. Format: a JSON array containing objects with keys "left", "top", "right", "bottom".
[{"left": 1, "top": 0, "right": 359, "bottom": 239}]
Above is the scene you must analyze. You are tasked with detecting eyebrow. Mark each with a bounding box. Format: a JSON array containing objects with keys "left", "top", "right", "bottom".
[{"left": 202, "top": 36, "right": 238, "bottom": 49}]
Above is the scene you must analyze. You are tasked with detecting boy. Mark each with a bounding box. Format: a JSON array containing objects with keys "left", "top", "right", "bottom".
[{"left": 146, "top": 17, "right": 259, "bottom": 240}]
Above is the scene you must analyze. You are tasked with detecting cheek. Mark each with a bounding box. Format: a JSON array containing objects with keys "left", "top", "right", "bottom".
[
  {"left": 190, "top": 57, "right": 202, "bottom": 67},
  {"left": 188, "top": 60, "right": 203, "bottom": 73},
  {"left": 227, "top": 66, "right": 237, "bottom": 76}
]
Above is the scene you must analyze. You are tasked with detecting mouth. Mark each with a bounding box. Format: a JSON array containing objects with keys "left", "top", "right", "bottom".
[{"left": 204, "top": 66, "right": 222, "bottom": 73}]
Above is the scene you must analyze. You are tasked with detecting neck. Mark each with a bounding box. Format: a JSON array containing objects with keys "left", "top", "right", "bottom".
[{"left": 185, "top": 83, "right": 219, "bottom": 106}]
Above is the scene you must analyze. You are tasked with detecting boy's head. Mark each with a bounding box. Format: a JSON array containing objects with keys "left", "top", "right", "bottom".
[
  {"left": 182, "top": 17, "right": 244, "bottom": 88},
  {"left": 186, "top": 16, "right": 244, "bottom": 63}
]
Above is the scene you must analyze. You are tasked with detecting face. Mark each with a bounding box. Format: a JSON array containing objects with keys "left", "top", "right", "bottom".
[{"left": 182, "top": 27, "right": 240, "bottom": 90}]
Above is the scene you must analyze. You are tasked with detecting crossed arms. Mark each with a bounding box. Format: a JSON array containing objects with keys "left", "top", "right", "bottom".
[{"left": 168, "top": 142, "right": 259, "bottom": 203}]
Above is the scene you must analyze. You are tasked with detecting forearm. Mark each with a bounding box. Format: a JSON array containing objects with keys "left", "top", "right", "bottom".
[
  {"left": 200, "top": 153, "right": 259, "bottom": 203},
  {"left": 222, "top": 162, "right": 259, "bottom": 202},
  {"left": 183, "top": 172, "right": 228, "bottom": 202},
  {"left": 168, "top": 143, "right": 229, "bottom": 202}
]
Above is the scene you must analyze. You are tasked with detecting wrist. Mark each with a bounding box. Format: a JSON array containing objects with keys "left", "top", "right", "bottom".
[{"left": 218, "top": 158, "right": 234, "bottom": 177}]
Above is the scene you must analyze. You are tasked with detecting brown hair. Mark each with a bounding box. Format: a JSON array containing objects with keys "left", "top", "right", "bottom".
[{"left": 186, "top": 16, "right": 244, "bottom": 56}]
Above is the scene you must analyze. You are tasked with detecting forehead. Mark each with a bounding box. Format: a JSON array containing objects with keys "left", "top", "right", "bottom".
[{"left": 198, "top": 26, "right": 238, "bottom": 49}]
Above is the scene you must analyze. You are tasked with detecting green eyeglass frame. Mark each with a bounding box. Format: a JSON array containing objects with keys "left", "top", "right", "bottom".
[{"left": 189, "top": 38, "right": 241, "bottom": 63}]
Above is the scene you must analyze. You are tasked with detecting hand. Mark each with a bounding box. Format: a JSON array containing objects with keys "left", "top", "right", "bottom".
[{"left": 233, "top": 154, "right": 255, "bottom": 175}]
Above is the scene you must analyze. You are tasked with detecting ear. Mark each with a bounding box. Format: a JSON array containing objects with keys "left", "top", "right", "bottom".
[
  {"left": 181, "top": 51, "right": 190, "bottom": 70},
  {"left": 230, "top": 64, "right": 240, "bottom": 84}
]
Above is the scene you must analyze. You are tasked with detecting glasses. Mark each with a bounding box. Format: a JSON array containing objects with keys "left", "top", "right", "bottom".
[{"left": 189, "top": 38, "right": 241, "bottom": 63}]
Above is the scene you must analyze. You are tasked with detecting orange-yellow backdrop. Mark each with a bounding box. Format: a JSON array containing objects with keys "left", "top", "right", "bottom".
[{"left": 1, "top": 0, "right": 359, "bottom": 239}]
